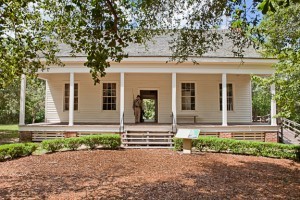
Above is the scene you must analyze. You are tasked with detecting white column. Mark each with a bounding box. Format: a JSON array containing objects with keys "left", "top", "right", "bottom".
[
  {"left": 270, "top": 83, "right": 277, "bottom": 125},
  {"left": 69, "top": 72, "right": 74, "bottom": 126},
  {"left": 19, "top": 74, "right": 26, "bottom": 125},
  {"left": 222, "top": 73, "right": 228, "bottom": 126},
  {"left": 120, "top": 72, "right": 125, "bottom": 129},
  {"left": 172, "top": 73, "right": 177, "bottom": 127}
]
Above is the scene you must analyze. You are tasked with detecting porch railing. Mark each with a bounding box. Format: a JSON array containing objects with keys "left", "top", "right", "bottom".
[
  {"left": 119, "top": 112, "right": 125, "bottom": 133},
  {"left": 280, "top": 118, "right": 300, "bottom": 143},
  {"left": 282, "top": 118, "right": 300, "bottom": 135},
  {"left": 171, "top": 112, "right": 177, "bottom": 133}
]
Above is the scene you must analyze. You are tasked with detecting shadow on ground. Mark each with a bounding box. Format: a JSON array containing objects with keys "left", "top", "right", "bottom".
[{"left": 0, "top": 151, "right": 299, "bottom": 199}]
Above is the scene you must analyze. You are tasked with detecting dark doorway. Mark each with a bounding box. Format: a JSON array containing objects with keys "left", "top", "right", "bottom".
[{"left": 140, "top": 90, "right": 158, "bottom": 123}]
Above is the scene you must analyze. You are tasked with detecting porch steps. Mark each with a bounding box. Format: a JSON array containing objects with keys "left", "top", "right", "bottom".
[{"left": 122, "top": 130, "right": 174, "bottom": 149}]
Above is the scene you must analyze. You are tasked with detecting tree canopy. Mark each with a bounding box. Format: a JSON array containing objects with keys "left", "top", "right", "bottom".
[
  {"left": 0, "top": 0, "right": 268, "bottom": 85},
  {"left": 0, "top": 0, "right": 299, "bottom": 121},
  {"left": 255, "top": 2, "right": 300, "bottom": 122}
]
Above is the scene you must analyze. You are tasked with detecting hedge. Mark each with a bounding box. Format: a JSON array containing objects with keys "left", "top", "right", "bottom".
[
  {"left": 0, "top": 134, "right": 121, "bottom": 161},
  {"left": 0, "top": 143, "right": 38, "bottom": 161},
  {"left": 174, "top": 137, "right": 300, "bottom": 161},
  {"left": 41, "top": 134, "right": 121, "bottom": 152}
]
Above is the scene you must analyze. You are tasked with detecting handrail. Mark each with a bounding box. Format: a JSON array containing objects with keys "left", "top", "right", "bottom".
[
  {"left": 171, "top": 112, "right": 177, "bottom": 133},
  {"left": 282, "top": 118, "right": 300, "bottom": 136},
  {"left": 119, "top": 112, "right": 125, "bottom": 133}
]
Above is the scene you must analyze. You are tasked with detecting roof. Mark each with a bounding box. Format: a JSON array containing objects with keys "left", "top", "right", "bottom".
[{"left": 56, "top": 30, "right": 261, "bottom": 58}]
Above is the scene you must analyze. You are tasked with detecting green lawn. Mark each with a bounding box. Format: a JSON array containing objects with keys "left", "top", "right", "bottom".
[
  {"left": 0, "top": 125, "right": 19, "bottom": 141},
  {"left": 0, "top": 124, "right": 19, "bottom": 131}
]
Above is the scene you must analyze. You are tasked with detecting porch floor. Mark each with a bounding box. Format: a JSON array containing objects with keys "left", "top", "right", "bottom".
[{"left": 20, "top": 122, "right": 278, "bottom": 134}]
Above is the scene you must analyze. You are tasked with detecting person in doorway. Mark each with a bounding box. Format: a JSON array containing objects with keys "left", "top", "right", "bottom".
[{"left": 133, "top": 95, "right": 143, "bottom": 123}]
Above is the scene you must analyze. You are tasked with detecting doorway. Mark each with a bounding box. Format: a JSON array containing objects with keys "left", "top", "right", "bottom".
[{"left": 140, "top": 90, "right": 158, "bottom": 123}]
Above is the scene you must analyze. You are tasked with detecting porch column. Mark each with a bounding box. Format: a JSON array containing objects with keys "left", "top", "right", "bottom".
[
  {"left": 222, "top": 73, "right": 228, "bottom": 126},
  {"left": 19, "top": 74, "right": 26, "bottom": 125},
  {"left": 270, "top": 83, "right": 277, "bottom": 125},
  {"left": 172, "top": 73, "right": 177, "bottom": 128},
  {"left": 69, "top": 72, "right": 74, "bottom": 126},
  {"left": 120, "top": 72, "right": 125, "bottom": 130}
]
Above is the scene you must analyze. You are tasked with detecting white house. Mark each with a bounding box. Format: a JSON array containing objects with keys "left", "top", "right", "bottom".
[{"left": 19, "top": 34, "right": 279, "bottom": 145}]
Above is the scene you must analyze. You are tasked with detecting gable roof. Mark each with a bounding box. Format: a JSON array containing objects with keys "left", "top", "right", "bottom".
[{"left": 56, "top": 30, "right": 261, "bottom": 58}]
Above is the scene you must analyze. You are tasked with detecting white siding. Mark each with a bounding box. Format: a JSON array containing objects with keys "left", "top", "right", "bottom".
[
  {"left": 45, "top": 73, "right": 251, "bottom": 124},
  {"left": 124, "top": 73, "right": 172, "bottom": 123},
  {"left": 177, "top": 74, "right": 251, "bottom": 123},
  {"left": 45, "top": 73, "right": 120, "bottom": 123}
]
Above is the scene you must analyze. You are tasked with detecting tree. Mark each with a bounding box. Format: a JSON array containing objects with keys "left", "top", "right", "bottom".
[
  {"left": 1, "top": 0, "right": 299, "bottom": 122},
  {"left": 251, "top": 76, "right": 271, "bottom": 120},
  {"left": 254, "top": 2, "right": 300, "bottom": 122},
  {"left": 0, "top": 78, "right": 45, "bottom": 124},
  {"left": 0, "top": 0, "right": 62, "bottom": 88},
  {"left": 0, "top": 0, "right": 267, "bottom": 86}
]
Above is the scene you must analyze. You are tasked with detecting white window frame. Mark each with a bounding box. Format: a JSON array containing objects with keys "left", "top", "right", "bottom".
[
  {"left": 63, "top": 82, "right": 79, "bottom": 112},
  {"left": 180, "top": 82, "right": 197, "bottom": 111},
  {"left": 101, "top": 81, "right": 119, "bottom": 112},
  {"left": 219, "top": 83, "right": 234, "bottom": 111}
]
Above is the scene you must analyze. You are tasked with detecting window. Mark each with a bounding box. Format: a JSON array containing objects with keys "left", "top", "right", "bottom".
[
  {"left": 181, "top": 83, "right": 195, "bottom": 110},
  {"left": 64, "top": 83, "right": 78, "bottom": 111},
  {"left": 103, "top": 83, "right": 116, "bottom": 110},
  {"left": 219, "top": 83, "right": 233, "bottom": 111}
]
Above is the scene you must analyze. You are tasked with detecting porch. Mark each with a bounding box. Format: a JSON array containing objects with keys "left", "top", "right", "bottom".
[
  {"left": 19, "top": 122, "right": 279, "bottom": 143},
  {"left": 17, "top": 57, "right": 279, "bottom": 145}
]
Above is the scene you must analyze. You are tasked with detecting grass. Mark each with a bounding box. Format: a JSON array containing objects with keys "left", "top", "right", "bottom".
[
  {"left": 0, "top": 124, "right": 19, "bottom": 131},
  {"left": 0, "top": 124, "right": 19, "bottom": 141}
]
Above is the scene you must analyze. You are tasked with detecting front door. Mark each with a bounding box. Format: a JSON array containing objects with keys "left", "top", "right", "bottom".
[{"left": 140, "top": 90, "right": 158, "bottom": 123}]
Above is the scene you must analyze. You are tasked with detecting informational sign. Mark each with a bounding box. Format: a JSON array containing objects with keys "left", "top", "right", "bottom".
[{"left": 175, "top": 129, "right": 200, "bottom": 139}]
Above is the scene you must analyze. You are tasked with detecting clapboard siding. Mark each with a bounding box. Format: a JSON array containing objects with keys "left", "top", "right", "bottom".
[
  {"left": 45, "top": 73, "right": 251, "bottom": 124},
  {"left": 124, "top": 73, "right": 172, "bottom": 123},
  {"left": 177, "top": 74, "right": 251, "bottom": 123},
  {"left": 45, "top": 73, "right": 120, "bottom": 123}
]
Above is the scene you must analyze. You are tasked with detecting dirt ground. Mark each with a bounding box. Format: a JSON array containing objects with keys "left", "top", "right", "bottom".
[{"left": 0, "top": 149, "right": 299, "bottom": 200}]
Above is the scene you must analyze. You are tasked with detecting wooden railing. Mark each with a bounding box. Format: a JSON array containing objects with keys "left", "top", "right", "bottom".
[
  {"left": 280, "top": 118, "right": 300, "bottom": 143},
  {"left": 171, "top": 112, "right": 177, "bottom": 133},
  {"left": 282, "top": 118, "right": 300, "bottom": 136},
  {"left": 119, "top": 112, "right": 125, "bottom": 133},
  {"left": 252, "top": 114, "right": 270, "bottom": 123}
]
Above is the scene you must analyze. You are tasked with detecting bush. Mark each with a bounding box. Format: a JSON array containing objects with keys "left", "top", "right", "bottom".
[
  {"left": 174, "top": 137, "right": 300, "bottom": 161},
  {"left": 64, "top": 137, "right": 83, "bottom": 150},
  {"left": 173, "top": 138, "right": 183, "bottom": 151},
  {"left": 81, "top": 134, "right": 121, "bottom": 149},
  {"left": 0, "top": 143, "right": 38, "bottom": 161},
  {"left": 41, "top": 139, "right": 64, "bottom": 152}
]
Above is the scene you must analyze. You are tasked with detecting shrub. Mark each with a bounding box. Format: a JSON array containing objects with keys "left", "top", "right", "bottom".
[
  {"left": 173, "top": 138, "right": 183, "bottom": 151},
  {"left": 81, "top": 134, "right": 121, "bottom": 149},
  {"left": 81, "top": 135, "right": 100, "bottom": 149},
  {"left": 41, "top": 139, "right": 64, "bottom": 152},
  {"left": 174, "top": 137, "right": 300, "bottom": 161},
  {"left": 0, "top": 143, "right": 38, "bottom": 161},
  {"left": 64, "top": 137, "right": 83, "bottom": 150}
]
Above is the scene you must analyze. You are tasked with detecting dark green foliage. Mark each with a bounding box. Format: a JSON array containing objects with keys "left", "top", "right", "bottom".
[
  {"left": 174, "top": 137, "right": 300, "bottom": 160},
  {"left": 0, "top": 134, "right": 121, "bottom": 162},
  {"left": 41, "top": 134, "right": 121, "bottom": 152},
  {"left": 0, "top": 78, "right": 45, "bottom": 124},
  {"left": 80, "top": 134, "right": 121, "bottom": 150},
  {"left": 64, "top": 137, "right": 83, "bottom": 150},
  {"left": 0, "top": 143, "right": 37, "bottom": 161},
  {"left": 173, "top": 138, "right": 183, "bottom": 151},
  {"left": 41, "top": 139, "right": 65, "bottom": 152}
]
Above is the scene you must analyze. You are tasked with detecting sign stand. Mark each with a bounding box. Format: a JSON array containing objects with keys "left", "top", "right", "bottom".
[
  {"left": 183, "top": 139, "right": 192, "bottom": 154},
  {"left": 175, "top": 129, "right": 200, "bottom": 154}
]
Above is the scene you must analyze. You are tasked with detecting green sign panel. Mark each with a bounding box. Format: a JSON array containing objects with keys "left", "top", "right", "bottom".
[{"left": 175, "top": 129, "right": 200, "bottom": 139}]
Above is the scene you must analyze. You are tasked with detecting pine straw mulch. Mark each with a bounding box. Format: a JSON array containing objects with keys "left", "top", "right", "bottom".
[{"left": 0, "top": 149, "right": 299, "bottom": 200}]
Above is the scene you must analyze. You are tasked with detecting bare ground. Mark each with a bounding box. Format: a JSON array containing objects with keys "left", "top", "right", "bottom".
[{"left": 0, "top": 149, "right": 299, "bottom": 200}]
